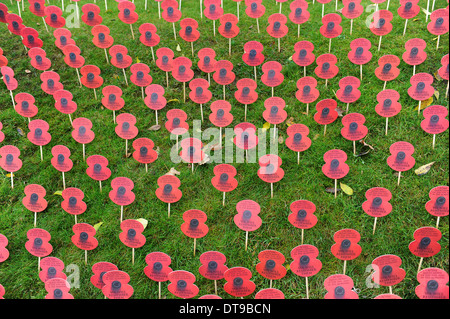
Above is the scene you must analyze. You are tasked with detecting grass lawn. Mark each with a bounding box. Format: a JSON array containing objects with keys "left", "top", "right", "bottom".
[{"left": 0, "top": 0, "right": 448, "bottom": 299}]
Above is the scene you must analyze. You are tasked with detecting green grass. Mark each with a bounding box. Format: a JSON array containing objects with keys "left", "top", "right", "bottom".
[{"left": 0, "top": 0, "right": 448, "bottom": 299}]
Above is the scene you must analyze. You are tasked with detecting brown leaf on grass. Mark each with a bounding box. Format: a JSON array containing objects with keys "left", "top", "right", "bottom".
[
  {"left": 434, "top": 71, "right": 443, "bottom": 81},
  {"left": 286, "top": 117, "right": 295, "bottom": 127},
  {"left": 167, "top": 167, "right": 180, "bottom": 176},
  {"left": 148, "top": 124, "right": 161, "bottom": 131},
  {"left": 415, "top": 96, "right": 433, "bottom": 110},
  {"left": 415, "top": 162, "right": 435, "bottom": 176},
  {"left": 124, "top": 152, "right": 132, "bottom": 158},
  {"left": 25, "top": 69, "right": 31, "bottom": 74},
  {"left": 336, "top": 107, "right": 344, "bottom": 117},
  {"left": 313, "top": 134, "right": 320, "bottom": 140},
  {"left": 356, "top": 139, "right": 374, "bottom": 157},
  {"left": 325, "top": 187, "right": 341, "bottom": 193},
  {"left": 278, "top": 136, "right": 284, "bottom": 144}
]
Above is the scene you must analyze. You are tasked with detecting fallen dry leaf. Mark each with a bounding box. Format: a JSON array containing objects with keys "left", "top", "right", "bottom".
[
  {"left": 325, "top": 187, "right": 341, "bottom": 194},
  {"left": 336, "top": 107, "right": 344, "bottom": 117},
  {"left": 148, "top": 124, "right": 161, "bottom": 131},
  {"left": 278, "top": 136, "right": 284, "bottom": 144},
  {"left": 167, "top": 167, "right": 180, "bottom": 176},
  {"left": 415, "top": 162, "right": 435, "bottom": 176},
  {"left": 286, "top": 117, "right": 295, "bottom": 127}
]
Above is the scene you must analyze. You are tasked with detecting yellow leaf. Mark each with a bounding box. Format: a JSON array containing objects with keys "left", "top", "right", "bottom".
[
  {"left": 415, "top": 96, "right": 433, "bottom": 110},
  {"left": 54, "top": 190, "right": 63, "bottom": 196},
  {"left": 136, "top": 218, "right": 148, "bottom": 230},
  {"left": 434, "top": 90, "right": 440, "bottom": 100},
  {"left": 176, "top": 44, "right": 181, "bottom": 52},
  {"left": 93, "top": 222, "right": 103, "bottom": 231},
  {"left": 286, "top": 117, "right": 295, "bottom": 127},
  {"left": 6, "top": 173, "right": 13, "bottom": 177},
  {"left": 415, "top": 162, "right": 435, "bottom": 176},
  {"left": 340, "top": 183, "right": 353, "bottom": 195},
  {"left": 288, "top": 55, "right": 293, "bottom": 61},
  {"left": 113, "top": 74, "right": 119, "bottom": 79},
  {"left": 167, "top": 99, "right": 179, "bottom": 103},
  {"left": 262, "top": 122, "right": 271, "bottom": 132},
  {"left": 136, "top": 57, "right": 141, "bottom": 63},
  {"left": 285, "top": 264, "right": 290, "bottom": 271}
]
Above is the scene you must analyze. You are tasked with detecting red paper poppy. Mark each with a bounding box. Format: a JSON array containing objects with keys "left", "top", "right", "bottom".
[
  {"left": 372, "top": 254, "right": 406, "bottom": 287},
  {"left": 261, "top": 61, "right": 283, "bottom": 88},
  {"left": 39, "top": 257, "right": 66, "bottom": 283},
  {"left": 139, "top": 23, "right": 160, "bottom": 47},
  {"left": 144, "top": 84, "right": 166, "bottom": 111},
  {"left": 314, "top": 99, "right": 338, "bottom": 126},
  {"left": 61, "top": 187, "right": 87, "bottom": 216},
  {"left": 0, "top": 284, "right": 4, "bottom": 299},
  {"left": 165, "top": 109, "right": 188, "bottom": 135},
  {"left": 155, "top": 174, "right": 182, "bottom": 203},
  {"left": 322, "top": 149, "right": 349, "bottom": 180},
  {"left": 91, "top": 262, "right": 118, "bottom": 289},
  {"left": 156, "top": 47, "right": 174, "bottom": 72},
  {"left": 53, "top": 90, "right": 76, "bottom": 115},
  {"left": 235, "top": 78, "right": 258, "bottom": 105},
  {"left": 427, "top": 8, "right": 449, "bottom": 35},
  {"left": 91, "top": 25, "right": 114, "bottom": 49},
  {"left": 109, "top": 177, "right": 136, "bottom": 206},
  {"left": 421, "top": 105, "right": 449, "bottom": 135},
  {"left": 14, "top": 93, "right": 38, "bottom": 119},
  {"left": 403, "top": 38, "right": 427, "bottom": 66},
  {"left": 387, "top": 141, "right": 415, "bottom": 172},
  {"left": 81, "top": 3, "right": 102, "bottom": 27},
  {"left": 0, "top": 234, "right": 9, "bottom": 263},
  {"left": 172, "top": 57, "right": 194, "bottom": 83},
  {"left": 132, "top": 138, "right": 158, "bottom": 165},
  {"left": 181, "top": 209, "right": 209, "bottom": 238},
  {"left": 86, "top": 155, "right": 112, "bottom": 182},
  {"left": 1, "top": 66, "right": 18, "bottom": 91},
  {"left": 6, "top": 14, "right": 24, "bottom": 36},
  {"left": 161, "top": 0, "right": 181, "bottom": 23},
  {"left": 80, "top": 65, "right": 103, "bottom": 89},
  {"left": 168, "top": 270, "right": 199, "bottom": 299},
  {"left": 426, "top": 186, "right": 449, "bottom": 218},
  {"left": 245, "top": 0, "right": 265, "bottom": 19},
  {"left": 331, "top": 229, "right": 362, "bottom": 261},
  {"left": 362, "top": 187, "right": 392, "bottom": 218},
  {"left": 213, "top": 60, "right": 235, "bottom": 86},
  {"left": 290, "top": 244, "right": 322, "bottom": 277},
  {"left": 40, "top": 71, "right": 63, "bottom": 95},
  {"left": 289, "top": 0, "right": 309, "bottom": 25},
  {"left": 293, "top": 41, "right": 315, "bottom": 67},
  {"left": 102, "top": 85, "right": 124, "bottom": 111},
  {"left": 189, "top": 78, "right": 212, "bottom": 104},
  {"left": 267, "top": 13, "right": 288, "bottom": 38},
  {"left": 51, "top": 145, "right": 73, "bottom": 173},
  {"left": 341, "top": 113, "right": 368, "bottom": 141},
  {"left": 224, "top": 267, "right": 256, "bottom": 297},
  {"left": 199, "top": 294, "right": 222, "bottom": 299},
  {"left": 375, "top": 293, "right": 402, "bottom": 299},
  {"left": 0, "top": 145, "right": 22, "bottom": 173},
  {"left": 71, "top": 117, "right": 95, "bottom": 144},
  {"left": 233, "top": 122, "right": 258, "bottom": 150},
  {"left": 25, "top": 228, "right": 52, "bottom": 257},
  {"left": 409, "top": 227, "right": 441, "bottom": 258},
  {"left": 296, "top": 77, "right": 319, "bottom": 105},
  {"left": 288, "top": 199, "right": 317, "bottom": 229},
  {"left": 234, "top": 199, "right": 261, "bottom": 232},
  {"left": 342, "top": 0, "right": 363, "bottom": 20},
  {"left": 204, "top": 0, "right": 223, "bottom": 20},
  {"left": 314, "top": 54, "right": 338, "bottom": 80},
  {"left": 0, "top": 122, "right": 3, "bottom": 143},
  {"left": 179, "top": 138, "right": 205, "bottom": 164},
  {"left": 211, "top": 164, "right": 238, "bottom": 193},
  {"left": 198, "top": 48, "right": 217, "bottom": 73},
  {"left": 218, "top": 13, "right": 239, "bottom": 38},
  {"left": 62, "top": 44, "right": 85, "bottom": 69},
  {"left": 144, "top": 252, "right": 173, "bottom": 282},
  {"left": 28, "top": 119, "right": 51, "bottom": 147},
  {"left": 348, "top": 38, "right": 372, "bottom": 65},
  {"left": 438, "top": 54, "right": 449, "bottom": 81},
  {"left": 258, "top": 154, "right": 284, "bottom": 184},
  {"left": 0, "top": 48, "right": 7, "bottom": 68},
  {"left": 316, "top": 0, "right": 333, "bottom": 3},
  {"left": 336, "top": 77, "right": 361, "bottom": 104},
  {"left": 242, "top": 41, "right": 264, "bottom": 67},
  {"left": 263, "top": 97, "right": 287, "bottom": 125},
  {"left": 369, "top": 9, "right": 393, "bottom": 36},
  {"left": 44, "top": 6, "right": 66, "bottom": 29},
  {"left": 375, "top": 55, "right": 400, "bottom": 82},
  {"left": 398, "top": 0, "right": 420, "bottom": 20},
  {"left": 72, "top": 223, "right": 98, "bottom": 251},
  {"left": 130, "top": 63, "right": 152, "bottom": 87},
  {"left": 416, "top": 268, "right": 449, "bottom": 299},
  {"left": 0, "top": 3, "right": 7, "bottom": 24},
  {"left": 179, "top": 18, "right": 200, "bottom": 42},
  {"left": 375, "top": 90, "right": 401, "bottom": 118},
  {"left": 23, "top": 184, "right": 47, "bottom": 213},
  {"left": 255, "top": 288, "right": 284, "bottom": 299},
  {"left": 119, "top": 219, "right": 146, "bottom": 248},
  {"left": 320, "top": 13, "right": 342, "bottom": 38},
  {"left": 209, "top": 100, "right": 233, "bottom": 127},
  {"left": 199, "top": 251, "right": 228, "bottom": 281},
  {"left": 45, "top": 278, "right": 73, "bottom": 299},
  {"left": 102, "top": 270, "right": 134, "bottom": 299},
  {"left": 110, "top": 45, "right": 132, "bottom": 69},
  {"left": 324, "top": 274, "right": 358, "bottom": 299},
  {"left": 256, "top": 250, "right": 287, "bottom": 280},
  {"left": 54, "top": 28, "right": 76, "bottom": 50},
  {"left": 118, "top": 0, "right": 138, "bottom": 24},
  {"left": 29, "top": 47, "right": 51, "bottom": 71},
  {"left": 408, "top": 72, "right": 434, "bottom": 101},
  {"left": 115, "top": 113, "right": 138, "bottom": 140},
  {"left": 21, "top": 27, "right": 43, "bottom": 49}
]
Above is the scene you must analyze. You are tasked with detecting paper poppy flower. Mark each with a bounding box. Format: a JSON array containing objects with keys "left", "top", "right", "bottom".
[
  {"left": 80, "top": 65, "right": 103, "bottom": 89},
  {"left": 0, "top": 234, "right": 9, "bottom": 263},
  {"left": 25, "top": 228, "right": 52, "bottom": 257},
  {"left": 233, "top": 122, "right": 258, "bottom": 150},
  {"left": 235, "top": 78, "right": 258, "bottom": 105},
  {"left": 421, "top": 105, "right": 449, "bottom": 136},
  {"left": 0, "top": 122, "right": 3, "bottom": 143},
  {"left": 39, "top": 257, "right": 66, "bottom": 283},
  {"left": 109, "top": 177, "right": 136, "bottom": 207},
  {"left": 0, "top": 145, "right": 22, "bottom": 173},
  {"left": 110, "top": 45, "right": 132, "bottom": 70},
  {"left": 189, "top": 78, "right": 212, "bottom": 105},
  {"left": 45, "top": 278, "right": 73, "bottom": 299},
  {"left": 375, "top": 90, "right": 401, "bottom": 118},
  {"left": 290, "top": 244, "right": 322, "bottom": 277},
  {"left": 6, "top": 14, "right": 25, "bottom": 36},
  {"left": 62, "top": 44, "right": 85, "bottom": 69},
  {"left": 102, "top": 85, "right": 124, "bottom": 112},
  {"left": 14, "top": 93, "right": 38, "bottom": 119},
  {"left": 416, "top": 268, "right": 449, "bottom": 299},
  {"left": 314, "top": 99, "right": 338, "bottom": 126},
  {"left": 331, "top": 229, "right": 362, "bottom": 261},
  {"left": 181, "top": 209, "right": 209, "bottom": 238},
  {"left": 213, "top": 60, "right": 235, "bottom": 87},
  {"left": 427, "top": 8, "right": 449, "bottom": 36},
  {"left": 165, "top": 109, "right": 188, "bottom": 135},
  {"left": 263, "top": 97, "right": 287, "bottom": 125},
  {"left": 218, "top": 13, "right": 239, "bottom": 38},
  {"left": 289, "top": 0, "right": 310, "bottom": 26},
  {"left": 426, "top": 186, "right": 449, "bottom": 218},
  {"left": 61, "top": 187, "right": 87, "bottom": 217},
  {"left": 71, "top": 117, "right": 95, "bottom": 145},
  {"left": 342, "top": 0, "right": 363, "bottom": 20},
  {"left": 86, "top": 155, "right": 112, "bottom": 182},
  {"left": 320, "top": 13, "right": 342, "bottom": 39},
  {"left": 144, "top": 84, "right": 166, "bottom": 112},
  {"left": 362, "top": 187, "right": 392, "bottom": 218},
  {"left": 255, "top": 288, "right": 285, "bottom": 299},
  {"left": 369, "top": 9, "right": 393, "bottom": 36},
  {"left": 40, "top": 71, "right": 63, "bottom": 95},
  {"left": 387, "top": 141, "right": 415, "bottom": 172},
  {"left": 51, "top": 145, "right": 73, "bottom": 173},
  {"left": 91, "top": 25, "right": 114, "bottom": 49},
  {"left": 375, "top": 55, "right": 400, "bottom": 82},
  {"left": 91, "top": 262, "right": 118, "bottom": 289},
  {"left": 408, "top": 72, "right": 434, "bottom": 102},
  {"left": 409, "top": 227, "right": 441, "bottom": 258},
  {"left": 172, "top": 57, "right": 194, "bottom": 83},
  {"left": 267, "top": 13, "right": 288, "bottom": 39},
  {"left": 23, "top": 184, "right": 47, "bottom": 215},
  {"left": 132, "top": 138, "right": 158, "bottom": 165},
  {"left": 198, "top": 48, "right": 217, "bottom": 74},
  {"left": 234, "top": 199, "right": 262, "bottom": 232},
  {"left": 375, "top": 293, "right": 402, "bottom": 299},
  {"left": 322, "top": 149, "right": 349, "bottom": 181},
  {"left": 81, "top": 3, "right": 102, "bottom": 26},
  {"left": 398, "top": 0, "right": 420, "bottom": 20},
  {"left": 224, "top": 267, "right": 256, "bottom": 298},
  {"left": 242, "top": 41, "right": 264, "bottom": 67},
  {"left": 403, "top": 38, "right": 427, "bottom": 67},
  {"left": 118, "top": 0, "right": 138, "bottom": 24},
  {"left": 314, "top": 54, "right": 338, "bottom": 80},
  {"left": 115, "top": 113, "right": 138, "bottom": 141},
  {"left": 44, "top": 6, "right": 66, "bottom": 29},
  {"left": 130, "top": 63, "right": 152, "bottom": 87},
  {"left": 119, "top": 219, "right": 146, "bottom": 248},
  {"left": 438, "top": 54, "right": 449, "bottom": 81},
  {"left": 71, "top": 223, "right": 98, "bottom": 251},
  {"left": 139, "top": 23, "right": 160, "bottom": 49},
  {"left": 155, "top": 174, "right": 182, "bottom": 204},
  {"left": 261, "top": 61, "right": 283, "bottom": 89},
  {"left": 348, "top": 38, "right": 372, "bottom": 65},
  {"left": 256, "top": 250, "right": 287, "bottom": 281},
  {"left": 161, "top": 0, "right": 181, "bottom": 23},
  {"left": 28, "top": 119, "right": 51, "bottom": 148},
  {"left": 288, "top": 199, "right": 317, "bottom": 230},
  {"left": 372, "top": 254, "right": 406, "bottom": 287},
  {"left": 324, "top": 274, "right": 358, "bottom": 299},
  {"left": 341, "top": 113, "right": 368, "bottom": 141},
  {"left": 1, "top": 66, "right": 18, "bottom": 91},
  {"left": 336, "top": 76, "right": 361, "bottom": 106},
  {"left": 0, "top": 48, "right": 7, "bottom": 68},
  {"left": 204, "top": 0, "right": 223, "bottom": 20},
  {"left": 293, "top": 41, "right": 315, "bottom": 68},
  {"left": 156, "top": 47, "right": 174, "bottom": 73},
  {"left": 199, "top": 294, "right": 222, "bottom": 299},
  {"left": 199, "top": 251, "right": 228, "bottom": 281},
  {"left": 257, "top": 154, "right": 284, "bottom": 185},
  {"left": 296, "top": 77, "right": 319, "bottom": 109},
  {"left": 102, "top": 270, "right": 134, "bottom": 299},
  {"left": 53, "top": 90, "right": 76, "bottom": 117},
  {"left": 211, "top": 164, "right": 238, "bottom": 193},
  {"left": 245, "top": 0, "right": 265, "bottom": 20},
  {"left": 168, "top": 270, "right": 199, "bottom": 299},
  {"left": 144, "top": 252, "right": 173, "bottom": 283},
  {"left": 0, "top": 3, "right": 7, "bottom": 24},
  {"left": 179, "top": 138, "right": 205, "bottom": 164},
  {"left": 28, "top": 47, "right": 51, "bottom": 71},
  {"left": 209, "top": 100, "right": 233, "bottom": 127},
  {"left": 179, "top": 18, "right": 200, "bottom": 43},
  {"left": 54, "top": 28, "right": 76, "bottom": 50},
  {"left": 21, "top": 27, "right": 44, "bottom": 49}
]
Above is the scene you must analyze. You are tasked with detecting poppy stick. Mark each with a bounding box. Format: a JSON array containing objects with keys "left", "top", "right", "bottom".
[
  {"left": 69, "top": 114, "right": 73, "bottom": 125},
  {"left": 353, "top": 140, "right": 356, "bottom": 155},
  {"left": 385, "top": 117, "right": 389, "bottom": 136},
  {"left": 93, "top": 88, "right": 97, "bottom": 100},
  {"left": 76, "top": 68, "right": 82, "bottom": 87},
  {"left": 306, "top": 103, "right": 309, "bottom": 115},
  {"left": 431, "top": 0, "right": 436, "bottom": 12},
  {"left": 304, "top": 66, "right": 306, "bottom": 77},
  {"left": 183, "top": 82, "right": 186, "bottom": 102},
  {"left": 223, "top": 85, "right": 226, "bottom": 100},
  {"left": 417, "top": 257, "right": 423, "bottom": 274},
  {"left": 22, "top": 0, "right": 24, "bottom": 10},
  {"left": 426, "top": 0, "right": 430, "bottom": 22},
  {"left": 141, "top": 87, "right": 145, "bottom": 100},
  {"left": 270, "top": 279, "right": 273, "bottom": 288},
  {"left": 278, "top": 38, "right": 280, "bottom": 53},
  {"left": 298, "top": 24, "right": 300, "bottom": 38},
  {"left": 168, "top": 203, "right": 171, "bottom": 218},
  {"left": 172, "top": 23, "right": 176, "bottom": 40},
  {"left": 151, "top": 47, "right": 155, "bottom": 62},
  {"left": 83, "top": 144, "right": 86, "bottom": 160},
  {"left": 301, "top": 229, "right": 304, "bottom": 245},
  {"left": 200, "top": 0, "right": 202, "bottom": 19},
  {"left": 271, "top": 183, "right": 274, "bottom": 198},
  {"left": 436, "top": 216, "right": 440, "bottom": 228},
  {"left": 418, "top": 100, "right": 422, "bottom": 114},
  {"left": 85, "top": 250, "right": 88, "bottom": 265},
  {"left": 208, "top": 73, "right": 211, "bottom": 85},
  {"left": 383, "top": 81, "right": 387, "bottom": 90},
  {"left": 38, "top": 257, "right": 40, "bottom": 273},
  {"left": 413, "top": 65, "right": 416, "bottom": 76},
  {"left": 334, "top": 179, "right": 337, "bottom": 198},
  {"left": 297, "top": 152, "right": 300, "bottom": 165},
  {"left": 120, "top": 205, "right": 124, "bottom": 222},
  {"left": 11, "top": 173, "right": 13, "bottom": 189},
  {"left": 350, "top": 19, "right": 353, "bottom": 35},
  {"left": 40, "top": 145, "right": 43, "bottom": 161},
  {"left": 432, "top": 134, "right": 436, "bottom": 149},
  {"left": 125, "top": 139, "right": 128, "bottom": 157},
  {"left": 113, "top": 110, "right": 116, "bottom": 123},
  {"left": 360, "top": 65, "right": 363, "bottom": 81},
  {"left": 322, "top": 4, "right": 324, "bottom": 18},
  {"left": 237, "top": 2, "right": 240, "bottom": 20},
  {"left": 325, "top": 79, "right": 328, "bottom": 88},
  {"left": 145, "top": 163, "right": 148, "bottom": 173},
  {"left": 158, "top": 282, "right": 162, "bottom": 299},
  {"left": 329, "top": 38, "right": 332, "bottom": 53},
  {"left": 193, "top": 238, "right": 196, "bottom": 256},
  {"left": 280, "top": 2, "right": 282, "bottom": 13},
  {"left": 244, "top": 104, "right": 248, "bottom": 121},
  {"left": 200, "top": 104, "right": 203, "bottom": 121},
  {"left": 17, "top": 1, "right": 20, "bottom": 17},
  {"left": 62, "top": 172, "right": 66, "bottom": 189},
  {"left": 389, "top": 286, "right": 393, "bottom": 294},
  {"left": 158, "top": 2, "right": 161, "bottom": 18},
  {"left": 245, "top": 231, "right": 248, "bottom": 251},
  {"left": 132, "top": 248, "right": 135, "bottom": 264},
  {"left": 123, "top": 69, "right": 128, "bottom": 86},
  {"left": 256, "top": 18, "right": 260, "bottom": 33},
  {"left": 10, "top": 90, "right": 14, "bottom": 108},
  {"left": 166, "top": 71, "right": 169, "bottom": 88},
  {"left": 306, "top": 277, "right": 309, "bottom": 299},
  {"left": 373, "top": 217, "right": 377, "bottom": 235},
  {"left": 271, "top": 87, "right": 274, "bottom": 97},
  {"left": 145, "top": 0, "right": 148, "bottom": 10},
  {"left": 34, "top": 212, "right": 37, "bottom": 227},
  {"left": 220, "top": 127, "right": 222, "bottom": 147},
  {"left": 99, "top": 180, "right": 102, "bottom": 192},
  {"left": 378, "top": 36, "right": 382, "bottom": 51},
  {"left": 436, "top": 35, "right": 440, "bottom": 50},
  {"left": 343, "top": 260, "right": 347, "bottom": 275},
  {"left": 214, "top": 280, "right": 218, "bottom": 295},
  {"left": 229, "top": 38, "right": 231, "bottom": 56},
  {"left": 254, "top": 66, "right": 257, "bottom": 82},
  {"left": 75, "top": 215, "right": 77, "bottom": 225},
  {"left": 403, "top": 19, "right": 408, "bottom": 36},
  {"left": 213, "top": 20, "right": 216, "bottom": 37},
  {"left": 223, "top": 192, "right": 225, "bottom": 206},
  {"left": 397, "top": 171, "right": 401, "bottom": 186},
  {"left": 42, "top": 17, "right": 49, "bottom": 33},
  {"left": 346, "top": 103, "right": 349, "bottom": 112},
  {"left": 191, "top": 42, "right": 194, "bottom": 57},
  {"left": 324, "top": 124, "right": 327, "bottom": 136},
  {"left": 192, "top": 163, "right": 194, "bottom": 173},
  {"left": 155, "top": 110, "right": 158, "bottom": 125}
]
